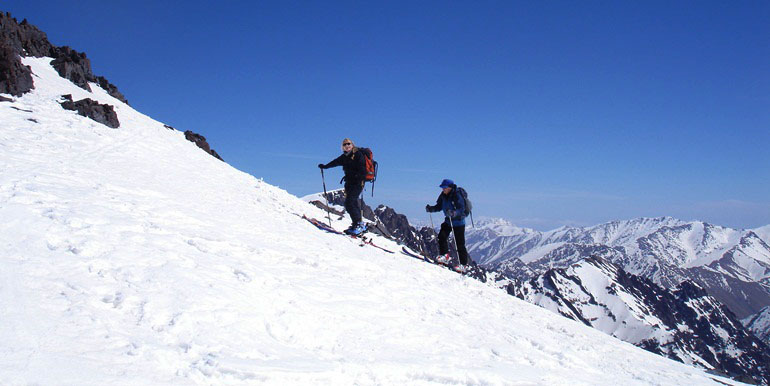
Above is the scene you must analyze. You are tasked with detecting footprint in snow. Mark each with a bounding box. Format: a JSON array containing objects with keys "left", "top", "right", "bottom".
[{"left": 233, "top": 269, "right": 251, "bottom": 282}]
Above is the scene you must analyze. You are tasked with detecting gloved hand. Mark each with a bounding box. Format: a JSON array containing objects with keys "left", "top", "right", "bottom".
[
  {"left": 318, "top": 163, "right": 325, "bottom": 169},
  {"left": 425, "top": 205, "right": 431, "bottom": 212},
  {"left": 446, "top": 210, "right": 456, "bottom": 218}
]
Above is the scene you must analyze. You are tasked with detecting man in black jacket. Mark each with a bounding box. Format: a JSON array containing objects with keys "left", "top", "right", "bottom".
[{"left": 319, "top": 138, "right": 367, "bottom": 235}]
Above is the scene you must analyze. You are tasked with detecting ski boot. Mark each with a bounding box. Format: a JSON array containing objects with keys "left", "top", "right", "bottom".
[
  {"left": 345, "top": 222, "right": 367, "bottom": 236},
  {"left": 435, "top": 253, "right": 451, "bottom": 265}
]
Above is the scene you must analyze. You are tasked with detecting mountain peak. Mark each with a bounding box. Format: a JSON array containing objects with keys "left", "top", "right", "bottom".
[{"left": 473, "top": 217, "right": 535, "bottom": 236}]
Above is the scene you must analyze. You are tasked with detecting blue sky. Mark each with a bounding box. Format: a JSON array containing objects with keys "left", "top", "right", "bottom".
[{"left": 6, "top": 1, "right": 769, "bottom": 230}]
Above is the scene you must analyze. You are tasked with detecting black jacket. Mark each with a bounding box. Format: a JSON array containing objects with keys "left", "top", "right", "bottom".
[{"left": 321, "top": 149, "right": 367, "bottom": 183}]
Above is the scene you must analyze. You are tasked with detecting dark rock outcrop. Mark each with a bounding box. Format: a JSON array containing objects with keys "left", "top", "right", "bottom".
[
  {"left": 0, "top": 12, "right": 127, "bottom": 103},
  {"left": 374, "top": 205, "right": 429, "bottom": 253},
  {"left": 94, "top": 75, "right": 126, "bottom": 103},
  {"left": 0, "top": 13, "right": 53, "bottom": 56},
  {"left": 0, "top": 43, "right": 33, "bottom": 96},
  {"left": 60, "top": 94, "right": 120, "bottom": 128},
  {"left": 50, "top": 46, "right": 93, "bottom": 92},
  {"left": 184, "top": 130, "right": 224, "bottom": 161}
]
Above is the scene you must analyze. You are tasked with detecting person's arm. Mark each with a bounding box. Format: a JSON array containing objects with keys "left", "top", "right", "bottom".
[
  {"left": 425, "top": 195, "right": 442, "bottom": 212},
  {"left": 319, "top": 154, "right": 344, "bottom": 169}
]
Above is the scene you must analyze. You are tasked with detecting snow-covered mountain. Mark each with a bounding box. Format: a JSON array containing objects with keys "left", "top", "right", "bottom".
[
  {"left": 745, "top": 307, "right": 770, "bottom": 345},
  {"left": 469, "top": 217, "right": 754, "bottom": 273},
  {"left": 505, "top": 257, "right": 770, "bottom": 382},
  {"left": 2, "top": 12, "right": 745, "bottom": 384},
  {"left": 466, "top": 217, "right": 770, "bottom": 321}
]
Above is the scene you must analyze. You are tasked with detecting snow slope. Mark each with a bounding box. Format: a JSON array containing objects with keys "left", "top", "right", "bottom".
[{"left": 0, "top": 58, "right": 736, "bottom": 384}]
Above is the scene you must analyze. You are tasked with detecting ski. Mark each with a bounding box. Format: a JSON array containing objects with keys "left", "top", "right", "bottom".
[
  {"left": 301, "top": 215, "right": 393, "bottom": 253},
  {"left": 401, "top": 247, "right": 428, "bottom": 261},
  {"left": 401, "top": 247, "right": 467, "bottom": 274},
  {"left": 359, "top": 237, "right": 395, "bottom": 254},
  {"left": 302, "top": 215, "right": 345, "bottom": 234},
  {"left": 401, "top": 247, "right": 441, "bottom": 266}
]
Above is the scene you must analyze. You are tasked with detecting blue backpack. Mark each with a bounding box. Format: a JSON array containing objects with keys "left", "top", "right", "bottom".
[
  {"left": 456, "top": 187, "right": 473, "bottom": 226},
  {"left": 456, "top": 187, "right": 472, "bottom": 216}
]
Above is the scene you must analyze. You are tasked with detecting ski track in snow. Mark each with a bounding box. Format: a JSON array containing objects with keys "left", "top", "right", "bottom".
[{"left": 0, "top": 57, "right": 738, "bottom": 385}]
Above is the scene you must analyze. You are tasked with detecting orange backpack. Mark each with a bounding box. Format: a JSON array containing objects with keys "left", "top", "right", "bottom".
[{"left": 358, "top": 147, "right": 378, "bottom": 182}]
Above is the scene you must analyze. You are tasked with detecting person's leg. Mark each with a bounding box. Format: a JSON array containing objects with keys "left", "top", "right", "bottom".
[
  {"left": 344, "top": 182, "right": 364, "bottom": 225},
  {"left": 437, "top": 222, "right": 451, "bottom": 255},
  {"left": 454, "top": 225, "right": 469, "bottom": 265}
]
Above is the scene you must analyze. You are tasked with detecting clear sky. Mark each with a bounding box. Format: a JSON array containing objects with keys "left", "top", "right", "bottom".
[{"left": 5, "top": 0, "right": 768, "bottom": 230}]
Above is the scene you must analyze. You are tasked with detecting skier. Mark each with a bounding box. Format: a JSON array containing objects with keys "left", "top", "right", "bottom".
[
  {"left": 318, "top": 138, "right": 368, "bottom": 235},
  {"left": 425, "top": 179, "right": 471, "bottom": 273}
]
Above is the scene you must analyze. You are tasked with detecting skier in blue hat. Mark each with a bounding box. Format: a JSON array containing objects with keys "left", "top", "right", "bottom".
[{"left": 425, "top": 179, "right": 470, "bottom": 273}]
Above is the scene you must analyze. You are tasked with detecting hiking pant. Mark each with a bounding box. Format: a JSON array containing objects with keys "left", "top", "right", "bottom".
[
  {"left": 344, "top": 181, "right": 364, "bottom": 225},
  {"left": 438, "top": 222, "right": 469, "bottom": 265}
]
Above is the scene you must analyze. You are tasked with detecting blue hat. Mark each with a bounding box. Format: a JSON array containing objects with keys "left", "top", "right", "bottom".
[{"left": 439, "top": 179, "right": 454, "bottom": 188}]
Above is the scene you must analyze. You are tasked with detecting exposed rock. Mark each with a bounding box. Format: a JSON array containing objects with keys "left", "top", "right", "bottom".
[
  {"left": 184, "top": 130, "right": 224, "bottom": 161},
  {"left": 94, "top": 75, "right": 126, "bottom": 103},
  {"left": 0, "top": 12, "right": 127, "bottom": 103},
  {"left": 375, "top": 205, "right": 435, "bottom": 255},
  {"left": 50, "top": 46, "right": 92, "bottom": 92},
  {"left": 0, "top": 43, "right": 33, "bottom": 96},
  {"left": 0, "top": 13, "right": 54, "bottom": 56},
  {"left": 60, "top": 94, "right": 120, "bottom": 128}
]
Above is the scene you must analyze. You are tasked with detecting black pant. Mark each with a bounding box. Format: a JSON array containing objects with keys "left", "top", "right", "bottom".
[
  {"left": 344, "top": 181, "right": 364, "bottom": 225},
  {"left": 438, "top": 222, "right": 469, "bottom": 265}
]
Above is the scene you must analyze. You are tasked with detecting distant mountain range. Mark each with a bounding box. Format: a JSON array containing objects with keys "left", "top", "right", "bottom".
[{"left": 466, "top": 217, "right": 770, "bottom": 320}]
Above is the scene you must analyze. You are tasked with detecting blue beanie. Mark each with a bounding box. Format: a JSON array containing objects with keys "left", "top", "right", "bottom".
[{"left": 439, "top": 179, "right": 454, "bottom": 188}]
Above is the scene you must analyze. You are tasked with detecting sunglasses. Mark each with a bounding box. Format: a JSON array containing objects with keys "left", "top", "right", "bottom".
[{"left": 342, "top": 143, "right": 352, "bottom": 146}]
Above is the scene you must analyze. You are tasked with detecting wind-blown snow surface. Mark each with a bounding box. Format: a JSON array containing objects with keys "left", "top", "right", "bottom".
[{"left": 0, "top": 59, "right": 735, "bottom": 385}]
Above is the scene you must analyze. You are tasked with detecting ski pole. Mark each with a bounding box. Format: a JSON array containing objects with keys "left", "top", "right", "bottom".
[{"left": 320, "top": 168, "right": 333, "bottom": 227}]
